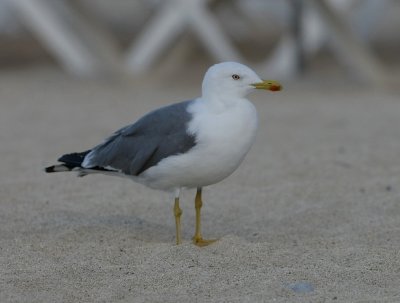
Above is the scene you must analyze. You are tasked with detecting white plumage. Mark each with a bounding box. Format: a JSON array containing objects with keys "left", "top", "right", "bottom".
[
  {"left": 46, "top": 61, "right": 281, "bottom": 246},
  {"left": 139, "top": 95, "right": 258, "bottom": 190}
]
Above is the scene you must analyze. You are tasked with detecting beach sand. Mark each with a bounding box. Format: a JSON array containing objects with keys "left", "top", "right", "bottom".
[{"left": 1, "top": 66, "right": 400, "bottom": 302}]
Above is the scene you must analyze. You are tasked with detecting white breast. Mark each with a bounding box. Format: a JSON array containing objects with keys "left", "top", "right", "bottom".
[{"left": 139, "top": 98, "right": 258, "bottom": 190}]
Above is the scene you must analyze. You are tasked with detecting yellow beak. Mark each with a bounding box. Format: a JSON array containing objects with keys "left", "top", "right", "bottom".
[{"left": 251, "top": 80, "right": 282, "bottom": 92}]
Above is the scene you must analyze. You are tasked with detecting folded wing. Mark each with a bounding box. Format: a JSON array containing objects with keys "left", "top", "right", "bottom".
[{"left": 82, "top": 100, "right": 196, "bottom": 176}]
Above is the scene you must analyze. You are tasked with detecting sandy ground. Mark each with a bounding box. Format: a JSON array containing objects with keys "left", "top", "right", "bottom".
[{"left": 1, "top": 66, "right": 400, "bottom": 302}]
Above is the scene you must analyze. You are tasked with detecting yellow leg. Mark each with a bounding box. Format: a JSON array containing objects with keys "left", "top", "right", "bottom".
[
  {"left": 193, "top": 188, "right": 217, "bottom": 247},
  {"left": 174, "top": 197, "right": 182, "bottom": 245}
]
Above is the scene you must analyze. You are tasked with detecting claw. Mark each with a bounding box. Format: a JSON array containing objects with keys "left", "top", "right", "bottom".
[{"left": 193, "top": 236, "right": 218, "bottom": 247}]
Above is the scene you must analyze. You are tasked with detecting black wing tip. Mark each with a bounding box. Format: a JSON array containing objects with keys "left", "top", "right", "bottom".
[
  {"left": 46, "top": 150, "right": 90, "bottom": 173},
  {"left": 44, "top": 164, "right": 75, "bottom": 173},
  {"left": 58, "top": 150, "right": 90, "bottom": 164},
  {"left": 45, "top": 165, "right": 56, "bottom": 173}
]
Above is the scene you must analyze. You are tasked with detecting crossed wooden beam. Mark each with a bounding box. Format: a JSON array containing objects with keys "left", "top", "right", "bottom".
[{"left": 10, "top": 0, "right": 388, "bottom": 85}]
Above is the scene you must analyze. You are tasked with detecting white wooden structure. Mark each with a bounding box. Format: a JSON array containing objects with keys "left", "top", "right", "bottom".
[{"left": 5, "top": 0, "right": 390, "bottom": 85}]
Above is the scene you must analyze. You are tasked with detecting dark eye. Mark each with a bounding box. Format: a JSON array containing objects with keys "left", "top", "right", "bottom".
[{"left": 232, "top": 74, "right": 240, "bottom": 80}]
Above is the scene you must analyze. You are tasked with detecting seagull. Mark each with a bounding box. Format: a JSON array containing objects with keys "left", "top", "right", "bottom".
[{"left": 45, "top": 62, "right": 282, "bottom": 246}]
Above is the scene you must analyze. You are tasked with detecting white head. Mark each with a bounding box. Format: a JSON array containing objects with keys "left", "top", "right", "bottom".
[{"left": 201, "top": 62, "right": 281, "bottom": 101}]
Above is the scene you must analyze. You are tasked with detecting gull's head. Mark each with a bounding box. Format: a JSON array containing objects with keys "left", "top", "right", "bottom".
[{"left": 201, "top": 62, "right": 282, "bottom": 100}]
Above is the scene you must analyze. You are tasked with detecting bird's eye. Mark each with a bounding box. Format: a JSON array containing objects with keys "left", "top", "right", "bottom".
[{"left": 232, "top": 74, "right": 240, "bottom": 80}]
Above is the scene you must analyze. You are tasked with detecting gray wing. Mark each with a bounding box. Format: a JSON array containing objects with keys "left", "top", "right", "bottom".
[{"left": 83, "top": 100, "right": 196, "bottom": 176}]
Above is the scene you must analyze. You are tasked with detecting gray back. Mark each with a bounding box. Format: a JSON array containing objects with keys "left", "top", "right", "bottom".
[{"left": 86, "top": 100, "right": 196, "bottom": 176}]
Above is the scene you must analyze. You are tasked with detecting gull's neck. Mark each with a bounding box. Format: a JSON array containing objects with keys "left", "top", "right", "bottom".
[{"left": 200, "top": 91, "right": 248, "bottom": 113}]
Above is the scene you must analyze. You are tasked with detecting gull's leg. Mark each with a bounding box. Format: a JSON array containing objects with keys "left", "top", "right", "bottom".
[
  {"left": 173, "top": 188, "right": 183, "bottom": 245},
  {"left": 193, "top": 187, "right": 217, "bottom": 247}
]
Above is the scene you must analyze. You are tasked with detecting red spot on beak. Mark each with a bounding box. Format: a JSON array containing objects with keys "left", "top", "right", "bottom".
[{"left": 270, "top": 85, "right": 281, "bottom": 92}]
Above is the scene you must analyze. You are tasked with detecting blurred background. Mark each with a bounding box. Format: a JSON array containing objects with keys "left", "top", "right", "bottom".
[
  {"left": 0, "top": 0, "right": 399, "bottom": 84},
  {"left": 1, "top": 0, "right": 400, "bottom": 173},
  {"left": 2, "top": 3, "right": 400, "bottom": 300},
  {"left": 0, "top": 0, "right": 400, "bottom": 170}
]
